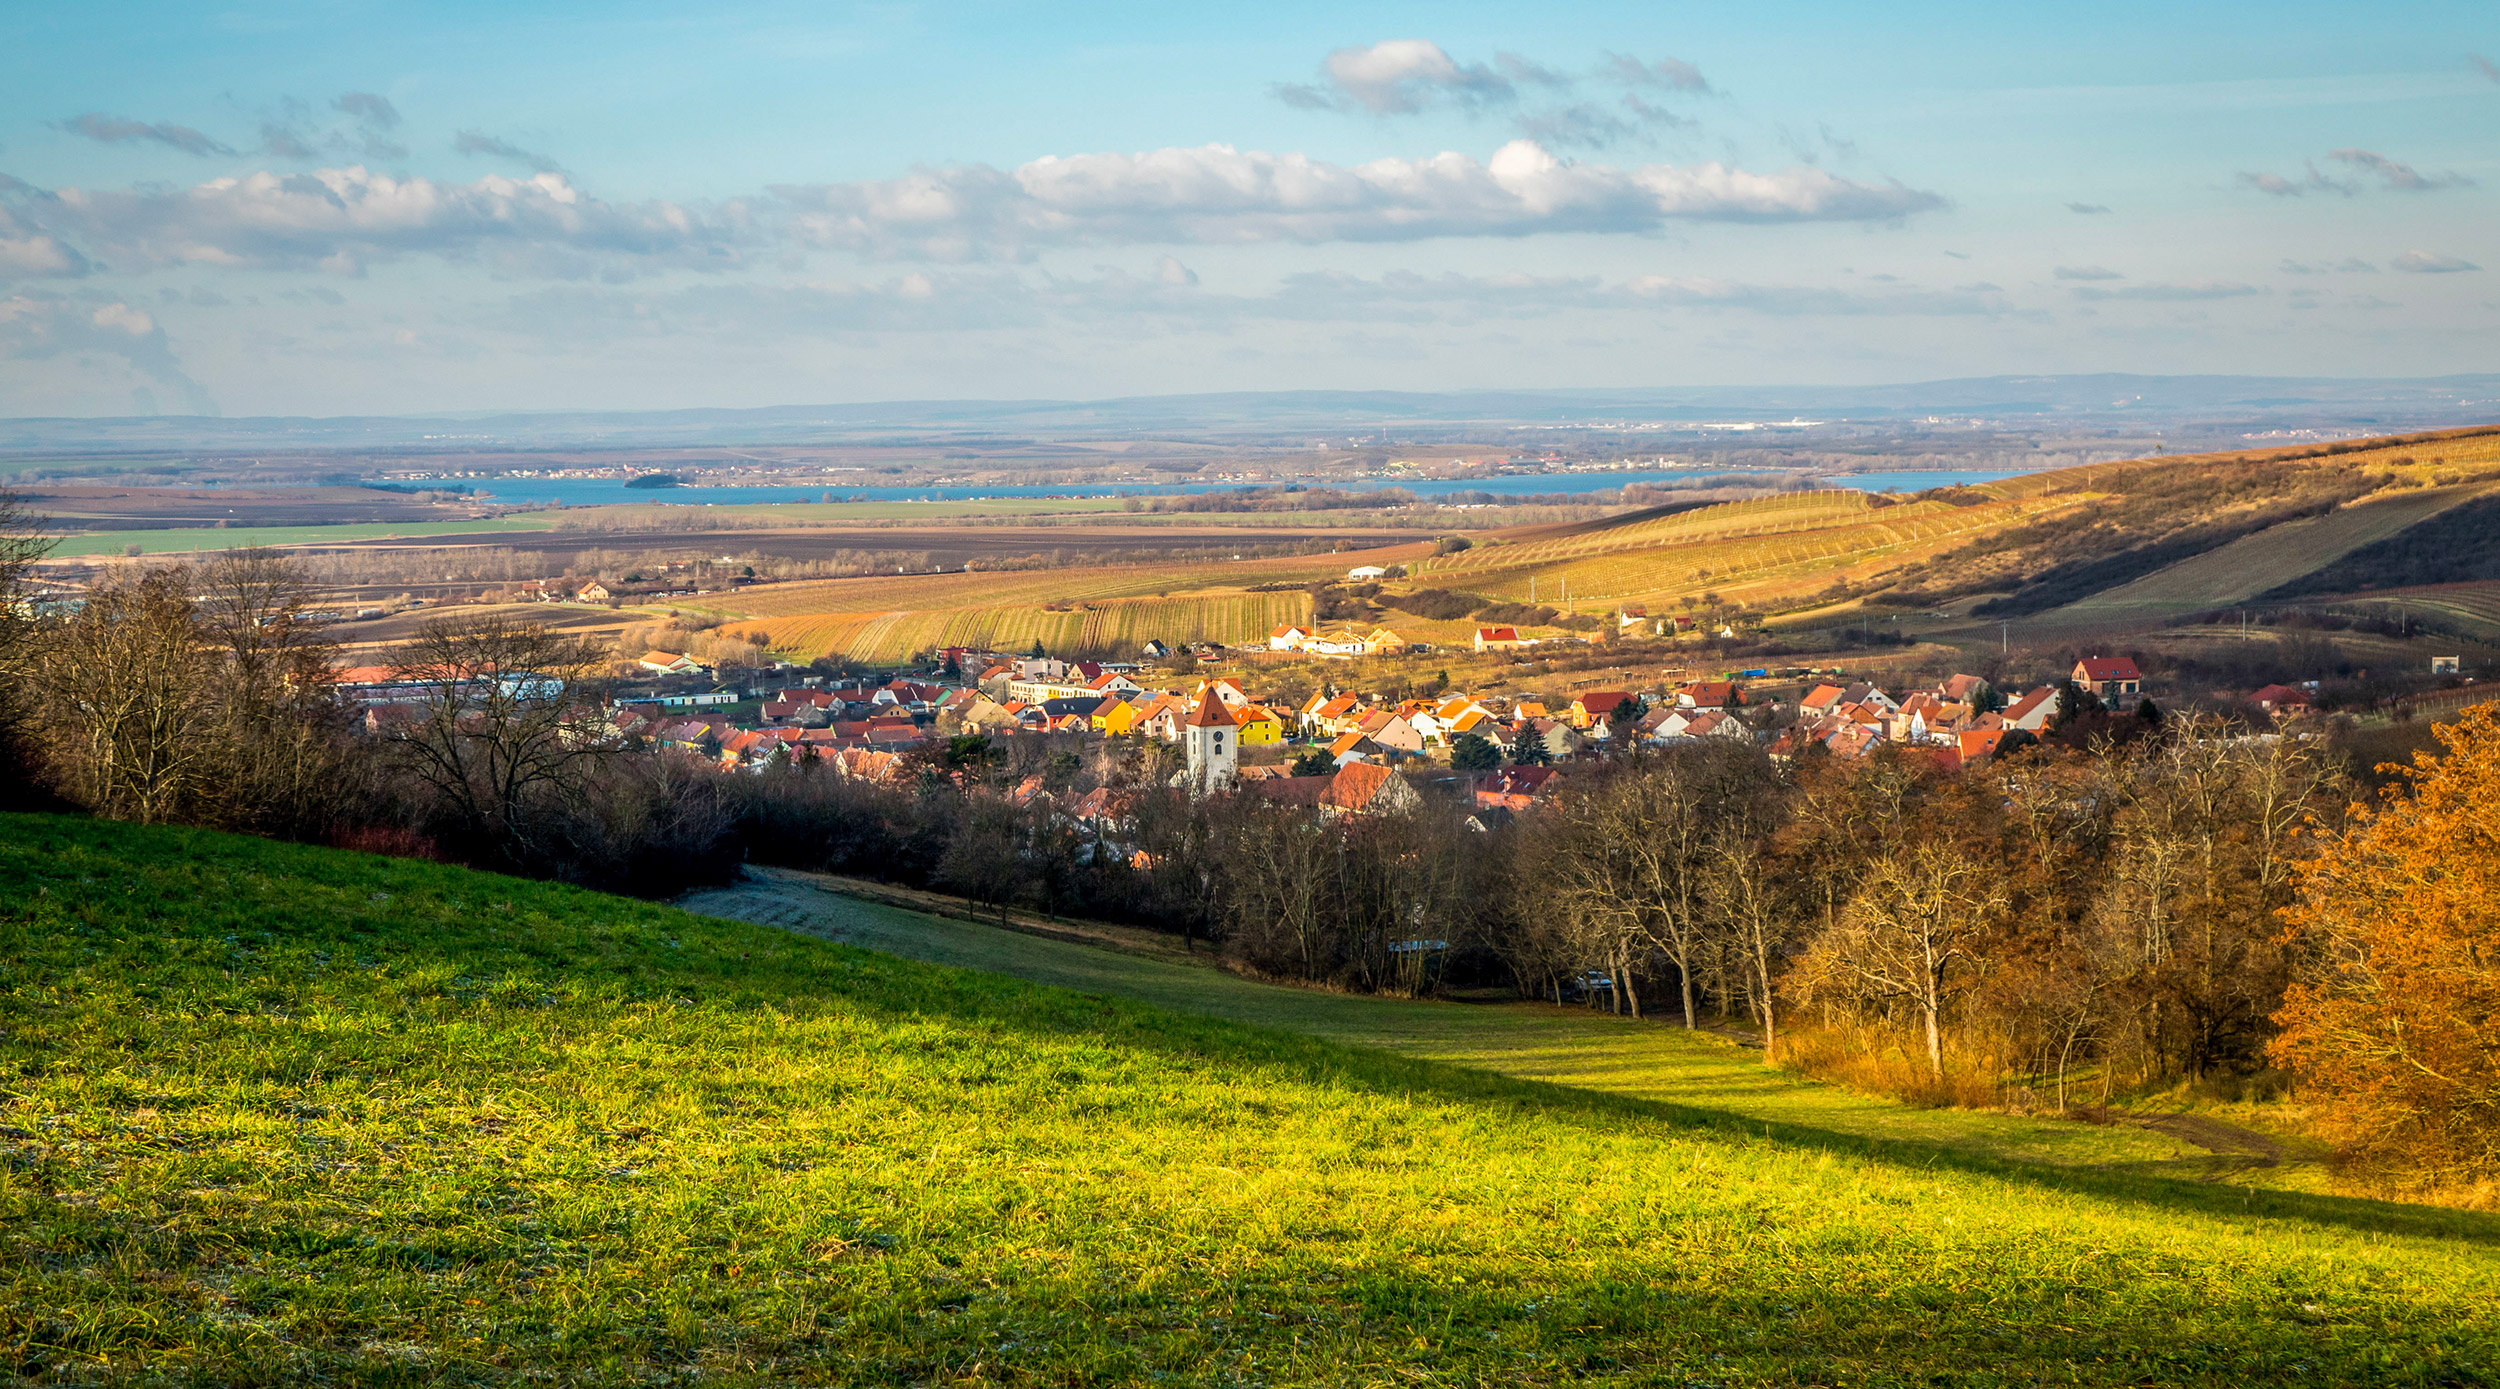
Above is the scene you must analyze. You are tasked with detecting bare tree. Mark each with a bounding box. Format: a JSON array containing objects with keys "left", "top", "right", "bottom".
[
  {"left": 0, "top": 490, "right": 55, "bottom": 786},
  {"left": 33, "top": 567, "right": 222, "bottom": 823},
  {"left": 0, "top": 489, "right": 48, "bottom": 641},
  {"left": 386, "top": 615, "right": 610, "bottom": 865},
  {"left": 1706, "top": 825, "right": 1794, "bottom": 1057},
  {"left": 1798, "top": 841, "right": 2009, "bottom": 1079},
  {"left": 196, "top": 550, "right": 349, "bottom": 830}
]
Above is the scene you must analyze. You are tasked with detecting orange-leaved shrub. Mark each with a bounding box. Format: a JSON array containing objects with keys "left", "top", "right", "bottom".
[{"left": 2271, "top": 701, "right": 2500, "bottom": 1189}]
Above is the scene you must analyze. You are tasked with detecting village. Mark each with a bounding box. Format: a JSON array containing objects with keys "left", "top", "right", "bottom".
[{"left": 327, "top": 621, "right": 2183, "bottom": 832}]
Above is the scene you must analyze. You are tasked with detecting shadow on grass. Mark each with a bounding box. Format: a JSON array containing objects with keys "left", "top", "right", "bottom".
[
  {"left": 687, "top": 869, "right": 2500, "bottom": 1250},
  {"left": 9, "top": 812, "right": 2492, "bottom": 1257},
  {"left": 817, "top": 946, "right": 2500, "bottom": 1250}
]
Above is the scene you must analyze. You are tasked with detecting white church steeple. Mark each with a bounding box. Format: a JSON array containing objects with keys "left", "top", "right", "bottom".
[{"left": 1181, "top": 686, "right": 1238, "bottom": 795}]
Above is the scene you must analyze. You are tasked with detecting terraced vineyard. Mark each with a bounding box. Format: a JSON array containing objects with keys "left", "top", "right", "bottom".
[
  {"left": 1416, "top": 490, "right": 1880, "bottom": 577},
  {"left": 729, "top": 591, "right": 1315, "bottom": 663},
  {"left": 691, "top": 545, "right": 1425, "bottom": 623},
  {"left": 2325, "top": 582, "right": 2500, "bottom": 642},
  {"left": 1439, "top": 495, "right": 2086, "bottom": 610}
]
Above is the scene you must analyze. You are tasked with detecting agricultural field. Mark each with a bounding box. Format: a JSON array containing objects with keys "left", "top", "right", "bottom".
[
  {"left": 685, "top": 544, "right": 1423, "bottom": 661},
  {"left": 731, "top": 591, "right": 1315, "bottom": 664},
  {"left": 2327, "top": 582, "right": 2500, "bottom": 642},
  {"left": 1426, "top": 495, "right": 2085, "bottom": 612},
  {"left": 325, "top": 601, "right": 655, "bottom": 662},
  {"left": 1418, "top": 489, "right": 1887, "bottom": 575},
  {"left": 708, "top": 543, "right": 1429, "bottom": 620},
  {"left": 2025, "top": 483, "right": 2496, "bottom": 632},
  {"left": 7, "top": 816, "right": 2498, "bottom": 1385},
  {"left": 40, "top": 515, "right": 562, "bottom": 558}
]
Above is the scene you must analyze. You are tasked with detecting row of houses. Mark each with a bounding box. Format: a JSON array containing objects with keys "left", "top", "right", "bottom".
[
  {"left": 1770, "top": 658, "right": 2142, "bottom": 766},
  {"left": 1266, "top": 624, "right": 1412, "bottom": 658}
]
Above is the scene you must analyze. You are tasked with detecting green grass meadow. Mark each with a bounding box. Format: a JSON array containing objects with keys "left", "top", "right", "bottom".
[
  {"left": 42, "top": 518, "right": 564, "bottom": 558},
  {"left": 3, "top": 815, "right": 2496, "bottom": 1386}
]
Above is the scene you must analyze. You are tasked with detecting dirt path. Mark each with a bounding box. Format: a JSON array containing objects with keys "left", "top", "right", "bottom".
[{"left": 2071, "top": 1104, "right": 2298, "bottom": 1176}]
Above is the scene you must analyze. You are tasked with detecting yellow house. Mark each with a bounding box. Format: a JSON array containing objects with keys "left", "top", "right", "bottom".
[
  {"left": 1363, "top": 627, "right": 1406, "bottom": 654},
  {"left": 1234, "top": 703, "right": 1286, "bottom": 746},
  {"left": 1094, "top": 698, "right": 1141, "bottom": 736}
]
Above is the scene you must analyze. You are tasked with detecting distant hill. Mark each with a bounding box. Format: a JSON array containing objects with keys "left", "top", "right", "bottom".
[{"left": 7, "top": 373, "right": 2499, "bottom": 450}]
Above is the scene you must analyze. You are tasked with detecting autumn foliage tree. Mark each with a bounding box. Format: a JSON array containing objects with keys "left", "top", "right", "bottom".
[{"left": 2270, "top": 701, "right": 2500, "bottom": 1187}]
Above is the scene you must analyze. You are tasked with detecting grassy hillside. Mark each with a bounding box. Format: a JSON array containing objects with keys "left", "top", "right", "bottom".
[
  {"left": 686, "top": 869, "right": 2304, "bottom": 1179},
  {"left": 2322, "top": 582, "right": 2500, "bottom": 642},
  {"left": 2020, "top": 484, "right": 2493, "bottom": 630},
  {"left": 6, "top": 817, "right": 2499, "bottom": 1385}
]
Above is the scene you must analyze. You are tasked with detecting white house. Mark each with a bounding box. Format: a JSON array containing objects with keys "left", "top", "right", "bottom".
[{"left": 1346, "top": 565, "right": 1390, "bottom": 581}]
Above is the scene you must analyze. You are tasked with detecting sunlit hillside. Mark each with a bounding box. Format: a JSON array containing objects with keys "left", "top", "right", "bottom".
[{"left": 5, "top": 815, "right": 2498, "bottom": 1384}]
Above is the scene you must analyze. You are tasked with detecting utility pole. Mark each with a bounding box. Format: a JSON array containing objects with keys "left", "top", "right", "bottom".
[{"left": 2001, "top": 621, "right": 2008, "bottom": 656}]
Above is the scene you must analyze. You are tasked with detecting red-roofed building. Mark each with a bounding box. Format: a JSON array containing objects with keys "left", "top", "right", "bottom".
[
  {"left": 1473, "top": 765, "right": 1558, "bottom": 813},
  {"left": 1474, "top": 626, "right": 1527, "bottom": 652},
  {"left": 1568, "top": 691, "right": 1636, "bottom": 729},
  {"left": 1323, "top": 761, "right": 1422, "bottom": 816},
  {"left": 2002, "top": 687, "right": 2059, "bottom": 732},
  {"left": 1677, "top": 681, "right": 1742, "bottom": 711},
  {"left": 1957, "top": 727, "right": 2009, "bottom": 764},
  {"left": 2073, "top": 656, "right": 2143, "bottom": 708},
  {"left": 1180, "top": 688, "right": 1238, "bottom": 794}
]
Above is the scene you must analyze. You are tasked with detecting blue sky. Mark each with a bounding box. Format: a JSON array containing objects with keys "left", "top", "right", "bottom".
[{"left": 2, "top": 1, "right": 2493, "bottom": 417}]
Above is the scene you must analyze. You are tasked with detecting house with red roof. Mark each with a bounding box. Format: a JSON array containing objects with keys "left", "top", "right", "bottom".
[
  {"left": 2001, "top": 687, "right": 2059, "bottom": 732},
  {"left": 1321, "top": 761, "right": 1422, "bottom": 816},
  {"left": 2073, "top": 656, "right": 2143, "bottom": 708},
  {"left": 1568, "top": 691, "right": 1636, "bottom": 729}
]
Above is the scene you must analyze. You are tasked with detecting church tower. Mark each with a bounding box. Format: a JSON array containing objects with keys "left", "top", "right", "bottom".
[{"left": 1182, "top": 686, "right": 1239, "bottom": 795}]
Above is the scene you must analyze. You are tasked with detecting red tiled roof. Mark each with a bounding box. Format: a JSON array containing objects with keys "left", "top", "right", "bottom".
[
  {"left": 1185, "top": 690, "right": 1236, "bottom": 728},
  {"left": 1324, "top": 762, "right": 1394, "bottom": 811},
  {"left": 2076, "top": 656, "right": 2140, "bottom": 681}
]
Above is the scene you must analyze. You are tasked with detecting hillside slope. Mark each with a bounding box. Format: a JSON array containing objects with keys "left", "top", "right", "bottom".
[
  {"left": 2022, "top": 483, "right": 2494, "bottom": 630},
  {"left": 4, "top": 816, "right": 2498, "bottom": 1385}
]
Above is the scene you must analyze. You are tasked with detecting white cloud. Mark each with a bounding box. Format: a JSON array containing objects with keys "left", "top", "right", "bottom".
[
  {"left": 11, "top": 141, "right": 1942, "bottom": 282},
  {"left": 776, "top": 140, "right": 1943, "bottom": 261},
  {"left": 0, "top": 292, "right": 214, "bottom": 411},
  {"left": 455, "top": 130, "right": 564, "bottom": 174},
  {"left": 2053, "top": 265, "right": 2123, "bottom": 281},
  {"left": 1272, "top": 42, "right": 1716, "bottom": 150},
  {"left": 1274, "top": 39, "right": 1516, "bottom": 114},
  {"left": 2326, "top": 148, "right": 2471, "bottom": 191},
  {"left": 23, "top": 165, "right": 746, "bottom": 276},
  {"left": 58, "top": 113, "right": 233, "bottom": 156},
  {"left": 2070, "top": 281, "right": 2262, "bottom": 301},
  {"left": 2391, "top": 250, "right": 2480, "bottom": 274},
  {"left": 2238, "top": 148, "right": 2470, "bottom": 197},
  {"left": 490, "top": 266, "right": 2022, "bottom": 347},
  {"left": 1601, "top": 54, "right": 1711, "bottom": 94}
]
